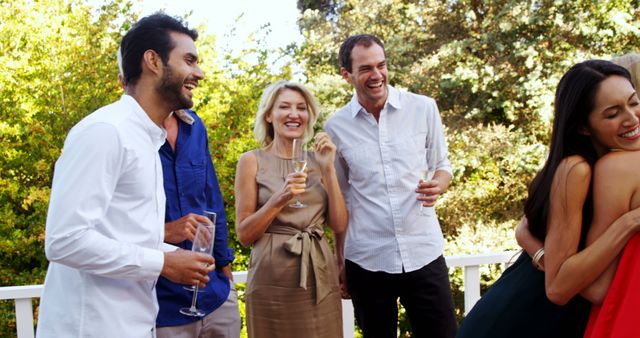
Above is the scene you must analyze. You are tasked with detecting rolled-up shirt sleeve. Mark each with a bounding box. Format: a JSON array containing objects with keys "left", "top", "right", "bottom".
[
  {"left": 45, "top": 122, "right": 164, "bottom": 281},
  {"left": 426, "top": 98, "right": 452, "bottom": 176}
]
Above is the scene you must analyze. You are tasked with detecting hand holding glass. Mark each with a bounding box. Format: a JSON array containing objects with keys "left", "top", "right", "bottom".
[
  {"left": 289, "top": 138, "right": 307, "bottom": 208},
  {"left": 419, "top": 148, "right": 438, "bottom": 215},
  {"left": 182, "top": 211, "right": 217, "bottom": 293},
  {"left": 180, "top": 215, "right": 215, "bottom": 317}
]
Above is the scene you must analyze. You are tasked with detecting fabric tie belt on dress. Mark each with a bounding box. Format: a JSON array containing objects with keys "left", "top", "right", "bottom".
[{"left": 266, "top": 223, "right": 331, "bottom": 304}]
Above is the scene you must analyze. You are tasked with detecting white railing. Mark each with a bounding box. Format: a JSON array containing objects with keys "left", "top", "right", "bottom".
[
  {"left": 0, "top": 251, "right": 519, "bottom": 338},
  {"left": 444, "top": 251, "right": 519, "bottom": 315}
]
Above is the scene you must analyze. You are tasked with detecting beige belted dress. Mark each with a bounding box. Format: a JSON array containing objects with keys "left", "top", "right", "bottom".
[{"left": 245, "top": 149, "right": 343, "bottom": 338}]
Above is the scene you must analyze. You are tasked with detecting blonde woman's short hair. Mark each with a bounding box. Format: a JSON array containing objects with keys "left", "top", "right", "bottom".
[
  {"left": 254, "top": 80, "right": 320, "bottom": 146},
  {"left": 612, "top": 52, "right": 640, "bottom": 89}
]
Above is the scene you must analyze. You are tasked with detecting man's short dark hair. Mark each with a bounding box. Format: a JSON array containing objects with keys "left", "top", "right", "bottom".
[
  {"left": 339, "top": 34, "right": 385, "bottom": 73},
  {"left": 120, "top": 13, "right": 198, "bottom": 86}
]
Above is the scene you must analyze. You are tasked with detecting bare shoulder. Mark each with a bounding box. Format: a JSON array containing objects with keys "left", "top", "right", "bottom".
[
  {"left": 596, "top": 150, "right": 640, "bottom": 172},
  {"left": 593, "top": 151, "right": 640, "bottom": 186},
  {"left": 236, "top": 151, "right": 258, "bottom": 175},
  {"left": 556, "top": 155, "right": 591, "bottom": 185}
]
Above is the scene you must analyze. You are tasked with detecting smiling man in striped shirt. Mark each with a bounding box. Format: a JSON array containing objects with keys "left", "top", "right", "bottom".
[{"left": 325, "top": 34, "right": 457, "bottom": 338}]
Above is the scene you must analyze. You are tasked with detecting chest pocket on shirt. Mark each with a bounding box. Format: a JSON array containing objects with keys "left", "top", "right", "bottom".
[
  {"left": 188, "top": 158, "right": 207, "bottom": 189},
  {"left": 402, "top": 131, "right": 428, "bottom": 170},
  {"left": 341, "top": 143, "right": 380, "bottom": 183},
  {"left": 370, "top": 133, "right": 423, "bottom": 180}
]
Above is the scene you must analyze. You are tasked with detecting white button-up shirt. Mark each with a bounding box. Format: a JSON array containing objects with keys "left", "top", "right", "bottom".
[
  {"left": 325, "top": 86, "right": 452, "bottom": 273},
  {"left": 37, "top": 95, "right": 174, "bottom": 338}
]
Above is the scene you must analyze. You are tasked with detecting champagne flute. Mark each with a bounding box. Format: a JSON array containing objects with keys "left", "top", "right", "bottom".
[
  {"left": 289, "top": 138, "right": 307, "bottom": 208},
  {"left": 419, "top": 147, "right": 438, "bottom": 215},
  {"left": 182, "top": 211, "right": 217, "bottom": 292},
  {"left": 179, "top": 215, "right": 216, "bottom": 317}
]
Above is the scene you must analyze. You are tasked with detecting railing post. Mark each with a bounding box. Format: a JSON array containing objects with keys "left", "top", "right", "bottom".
[
  {"left": 463, "top": 265, "right": 480, "bottom": 315},
  {"left": 342, "top": 300, "right": 355, "bottom": 338},
  {"left": 15, "top": 298, "right": 35, "bottom": 338}
]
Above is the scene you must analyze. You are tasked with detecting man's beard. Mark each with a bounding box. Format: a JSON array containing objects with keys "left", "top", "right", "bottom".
[{"left": 158, "top": 65, "right": 193, "bottom": 110}]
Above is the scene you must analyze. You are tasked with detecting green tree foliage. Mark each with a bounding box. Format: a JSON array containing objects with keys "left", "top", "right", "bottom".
[{"left": 298, "top": 0, "right": 640, "bottom": 122}]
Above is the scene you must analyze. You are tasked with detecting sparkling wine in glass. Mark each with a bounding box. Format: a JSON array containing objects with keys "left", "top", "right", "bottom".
[
  {"left": 289, "top": 138, "right": 307, "bottom": 208},
  {"left": 183, "top": 211, "right": 217, "bottom": 293},
  {"left": 419, "top": 147, "right": 438, "bottom": 215},
  {"left": 179, "top": 216, "right": 215, "bottom": 317}
]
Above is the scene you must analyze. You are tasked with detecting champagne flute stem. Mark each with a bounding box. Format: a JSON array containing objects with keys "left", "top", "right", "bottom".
[{"left": 189, "top": 284, "right": 199, "bottom": 310}]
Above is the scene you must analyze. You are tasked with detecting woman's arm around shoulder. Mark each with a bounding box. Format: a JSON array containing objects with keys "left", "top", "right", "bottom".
[{"left": 543, "top": 155, "right": 592, "bottom": 304}]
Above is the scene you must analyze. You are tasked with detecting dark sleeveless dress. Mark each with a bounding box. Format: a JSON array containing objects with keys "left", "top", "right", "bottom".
[{"left": 456, "top": 252, "right": 591, "bottom": 338}]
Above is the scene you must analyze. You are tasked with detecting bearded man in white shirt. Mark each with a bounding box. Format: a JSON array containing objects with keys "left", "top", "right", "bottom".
[
  {"left": 324, "top": 34, "right": 457, "bottom": 338},
  {"left": 36, "top": 14, "right": 214, "bottom": 338}
]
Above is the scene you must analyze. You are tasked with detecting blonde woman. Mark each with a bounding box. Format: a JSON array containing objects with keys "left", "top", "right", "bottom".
[
  {"left": 235, "top": 81, "right": 347, "bottom": 338},
  {"left": 612, "top": 52, "right": 640, "bottom": 88}
]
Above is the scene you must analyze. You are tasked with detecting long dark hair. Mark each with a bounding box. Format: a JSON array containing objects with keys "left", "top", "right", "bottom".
[{"left": 524, "top": 60, "right": 632, "bottom": 242}]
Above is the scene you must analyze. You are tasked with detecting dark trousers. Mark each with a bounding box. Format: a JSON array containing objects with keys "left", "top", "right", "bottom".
[{"left": 345, "top": 256, "right": 457, "bottom": 338}]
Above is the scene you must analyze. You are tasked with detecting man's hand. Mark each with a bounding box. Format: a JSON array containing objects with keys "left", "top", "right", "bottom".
[
  {"left": 416, "top": 179, "right": 443, "bottom": 207},
  {"left": 165, "top": 213, "right": 210, "bottom": 244},
  {"left": 161, "top": 249, "right": 215, "bottom": 288}
]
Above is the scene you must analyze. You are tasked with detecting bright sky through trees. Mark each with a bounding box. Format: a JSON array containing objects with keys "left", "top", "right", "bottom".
[{"left": 92, "top": 0, "right": 303, "bottom": 53}]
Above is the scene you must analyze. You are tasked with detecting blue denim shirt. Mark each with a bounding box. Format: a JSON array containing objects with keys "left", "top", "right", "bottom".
[{"left": 155, "top": 110, "right": 234, "bottom": 327}]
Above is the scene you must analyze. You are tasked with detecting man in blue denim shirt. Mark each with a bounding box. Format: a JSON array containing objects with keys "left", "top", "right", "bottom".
[{"left": 155, "top": 109, "right": 241, "bottom": 338}]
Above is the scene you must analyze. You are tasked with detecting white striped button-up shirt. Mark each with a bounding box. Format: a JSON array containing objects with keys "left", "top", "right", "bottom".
[{"left": 325, "top": 85, "right": 451, "bottom": 273}]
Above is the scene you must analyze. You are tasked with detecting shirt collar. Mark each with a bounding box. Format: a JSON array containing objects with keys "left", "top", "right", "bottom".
[
  {"left": 172, "top": 109, "right": 195, "bottom": 125},
  {"left": 121, "top": 94, "right": 167, "bottom": 149},
  {"left": 349, "top": 85, "right": 402, "bottom": 118},
  {"left": 386, "top": 85, "right": 402, "bottom": 110}
]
